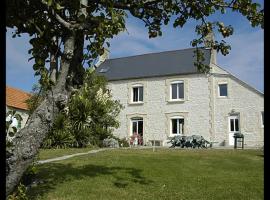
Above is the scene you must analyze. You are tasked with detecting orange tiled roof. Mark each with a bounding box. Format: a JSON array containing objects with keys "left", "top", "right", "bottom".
[{"left": 6, "top": 86, "right": 31, "bottom": 110}]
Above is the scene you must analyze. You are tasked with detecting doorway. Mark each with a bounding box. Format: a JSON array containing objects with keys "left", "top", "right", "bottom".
[{"left": 228, "top": 115, "right": 240, "bottom": 145}]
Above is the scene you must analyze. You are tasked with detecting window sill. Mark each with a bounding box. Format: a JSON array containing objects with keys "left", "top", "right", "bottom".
[
  {"left": 169, "top": 134, "right": 183, "bottom": 138},
  {"left": 129, "top": 102, "right": 144, "bottom": 105},
  {"left": 217, "top": 96, "right": 228, "bottom": 99},
  {"left": 167, "top": 99, "right": 185, "bottom": 103}
]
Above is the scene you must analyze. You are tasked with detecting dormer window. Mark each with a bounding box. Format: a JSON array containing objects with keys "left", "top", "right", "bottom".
[
  {"left": 171, "top": 81, "right": 184, "bottom": 100},
  {"left": 132, "top": 85, "right": 143, "bottom": 102}
]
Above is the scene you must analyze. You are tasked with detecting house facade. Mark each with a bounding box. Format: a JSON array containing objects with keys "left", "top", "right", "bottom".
[
  {"left": 6, "top": 86, "right": 31, "bottom": 132},
  {"left": 97, "top": 48, "right": 264, "bottom": 147}
]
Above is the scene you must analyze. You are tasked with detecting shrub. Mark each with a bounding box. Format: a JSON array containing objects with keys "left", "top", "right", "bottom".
[
  {"left": 116, "top": 138, "right": 130, "bottom": 147},
  {"left": 7, "top": 183, "right": 28, "bottom": 200},
  {"left": 103, "top": 137, "right": 119, "bottom": 148},
  {"left": 68, "top": 69, "right": 123, "bottom": 147},
  {"left": 42, "top": 113, "right": 75, "bottom": 149}
]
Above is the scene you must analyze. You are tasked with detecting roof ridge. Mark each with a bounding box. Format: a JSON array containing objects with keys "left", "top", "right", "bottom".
[{"left": 106, "top": 47, "right": 207, "bottom": 61}]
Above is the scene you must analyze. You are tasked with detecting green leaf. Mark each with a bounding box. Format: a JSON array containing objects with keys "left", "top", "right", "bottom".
[
  {"left": 15, "top": 114, "right": 23, "bottom": 121},
  {"left": 47, "top": 0, "right": 53, "bottom": 7},
  {"left": 56, "top": 3, "right": 64, "bottom": 10}
]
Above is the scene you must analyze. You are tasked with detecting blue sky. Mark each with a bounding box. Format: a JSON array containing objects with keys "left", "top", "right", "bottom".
[{"left": 6, "top": 2, "right": 264, "bottom": 93}]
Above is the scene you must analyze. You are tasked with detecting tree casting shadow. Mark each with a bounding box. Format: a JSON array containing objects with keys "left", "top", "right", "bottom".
[{"left": 27, "top": 163, "right": 152, "bottom": 199}]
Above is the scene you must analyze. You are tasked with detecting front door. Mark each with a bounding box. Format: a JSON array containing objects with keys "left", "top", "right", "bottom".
[{"left": 228, "top": 115, "right": 240, "bottom": 145}]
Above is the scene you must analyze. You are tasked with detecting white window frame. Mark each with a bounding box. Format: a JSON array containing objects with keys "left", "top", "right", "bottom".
[
  {"left": 170, "top": 81, "right": 184, "bottom": 101},
  {"left": 261, "top": 111, "right": 264, "bottom": 128},
  {"left": 218, "top": 82, "right": 228, "bottom": 98},
  {"left": 130, "top": 118, "right": 143, "bottom": 136},
  {"left": 170, "top": 116, "right": 184, "bottom": 137},
  {"left": 131, "top": 84, "right": 144, "bottom": 103}
]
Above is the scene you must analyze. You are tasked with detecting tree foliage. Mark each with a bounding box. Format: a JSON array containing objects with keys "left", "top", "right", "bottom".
[
  {"left": 42, "top": 69, "right": 123, "bottom": 148},
  {"left": 25, "top": 84, "right": 45, "bottom": 116},
  {"left": 6, "top": 110, "right": 23, "bottom": 148},
  {"left": 7, "top": 0, "right": 264, "bottom": 84}
]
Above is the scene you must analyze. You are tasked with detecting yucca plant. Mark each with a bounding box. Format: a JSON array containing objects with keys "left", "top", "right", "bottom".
[
  {"left": 42, "top": 113, "right": 75, "bottom": 149},
  {"left": 68, "top": 69, "right": 123, "bottom": 147}
]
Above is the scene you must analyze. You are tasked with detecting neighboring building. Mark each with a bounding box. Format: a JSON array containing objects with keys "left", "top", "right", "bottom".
[
  {"left": 6, "top": 86, "right": 31, "bottom": 130},
  {"left": 97, "top": 47, "right": 264, "bottom": 147}
]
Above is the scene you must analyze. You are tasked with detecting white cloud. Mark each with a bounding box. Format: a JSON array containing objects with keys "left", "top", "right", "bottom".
[
  {"left": 6, "top": 18, "right": 263, "bottom": 92},
  {"left": 108, "top": 20, "right": 263, "bottom": 92},
  {"left": 217, "top": 29, "right": 264, "bottom": 92}
]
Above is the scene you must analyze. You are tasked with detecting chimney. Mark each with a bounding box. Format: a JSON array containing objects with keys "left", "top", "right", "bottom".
[
  {"left": 204, "top": 31, "right": 217, "bottom": 65},
  {"left": 94, "top": 48, "right": 110, "bottom": 68}
]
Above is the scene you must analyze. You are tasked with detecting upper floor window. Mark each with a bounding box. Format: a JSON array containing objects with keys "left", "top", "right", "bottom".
[
  {"left": 171, "top": 81, "right": 184, "bottom": 100},
  {"left": 132, "top": 85, "right": 143, "bottom": 102},
  {"left": 218, "top": 83, "right": 228, "bottom": 97}
]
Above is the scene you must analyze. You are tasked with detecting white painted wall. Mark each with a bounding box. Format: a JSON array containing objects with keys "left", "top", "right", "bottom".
[
  {"left": 108, "top": 66, "right": 263, "bottom": 147},
  {"left": 212, "top": 75, "right": 264, "bottom": 147},
  {"left": 108, "top": 74, "right": 211, "bottom": 146}
]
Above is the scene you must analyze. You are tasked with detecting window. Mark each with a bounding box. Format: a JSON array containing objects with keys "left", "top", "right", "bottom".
[
  {"left": 230, "top": 117, "right": 239, "bottom": 132},
  {"left": 131, "top": 118, "right": 143, "bottom": 136},
  {"left": 171, "top": 117, "right": 184, "bottom": 135},
  {"left": 18, "top": 120, "right": 22, "bottom": 129},
  {"left": 132, "top": 86, "right": 143, "bottom": 102},
  {"left": 171, "top": 81, "right": 184, "bottom": 100},
  {"left": 218, "top": 83, "right": 228, "bottom": 97},
  {"left": 261, "top": 111, "right": 264, "bottom": 127}
]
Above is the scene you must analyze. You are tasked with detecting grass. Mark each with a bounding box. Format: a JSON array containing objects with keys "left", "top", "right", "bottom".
[
  {"left": 37, "top": 146, "right": 98, "bottom": 160},
  {"left": 28, "top": 149, "right": 263, "bottom": 200}
]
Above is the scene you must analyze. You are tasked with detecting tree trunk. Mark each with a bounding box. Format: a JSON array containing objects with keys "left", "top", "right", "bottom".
[
  {"left": 6, "top": 32, "right": 84, "bottom": 196},
  {"left": 49, "top": 36, "right": 58, "bottom": 83}
]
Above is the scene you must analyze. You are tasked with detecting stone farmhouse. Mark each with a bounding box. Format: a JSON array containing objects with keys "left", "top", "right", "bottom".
[{"left": 97, "top": 47, "right": 264, "bottom": 147}]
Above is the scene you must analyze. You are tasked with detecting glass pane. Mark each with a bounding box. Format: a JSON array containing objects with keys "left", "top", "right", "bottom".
[
  {"left": 139, "top": 87, "right": 143, "bottom": 101},
  {"left": 235, "top": 119, "right": 239, "bottom": 131},
  {"left": 219, "top": 84, "right": 228, "bottom": 96},
  {"left": 18, "top": 120, "right": 22, "bottom": 129},
  {"left": 179, "top": 118, "right": 184, "bottom": 134},
  {"left": 138, "top": 121, "right": 143, "bottom": 135},
  {"left": 172, "top": 119, "right": 177, "bottom": 134},
  {"left": 132, "top": 121, "right": 137, "bottom": 134},
  {"left": 178, "top": 83, "right": 184, "bottom": 99},
  {"left": 230, "top": 119, "right": 234, "bottom": 131},
  {"left": 133, "top": 88, "right": 138, "bottom": 102},
  {"left": 171, "top": 84, "right": 177, "bottom": 99}
]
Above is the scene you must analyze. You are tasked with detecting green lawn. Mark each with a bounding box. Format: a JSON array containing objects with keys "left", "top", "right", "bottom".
[
  {"left": 37, "top": 146, "right": 98, "bottom": 160},
  {"left": 28, "top": 149, "right": 263, "bottom": 200}
]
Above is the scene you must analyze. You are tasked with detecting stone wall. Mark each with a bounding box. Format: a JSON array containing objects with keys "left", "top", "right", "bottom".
[
  {"left": 212, "top": 74, "right": 264, "bottom": 147},
  {"left": 108, "top": 74, "right": 211, "bottom": 146}
]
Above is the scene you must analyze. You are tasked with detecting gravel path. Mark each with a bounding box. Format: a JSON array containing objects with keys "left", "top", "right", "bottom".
[{"left": 37, "top": 148, "right": 108, "bottom": 164}]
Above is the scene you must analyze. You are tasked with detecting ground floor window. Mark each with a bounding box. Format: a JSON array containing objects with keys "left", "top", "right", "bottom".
[
  {"left": 132, "top": 118, "right": 143, "bottom": 136},
  {"left": 131, "top": 118, "right": 143, "bottom": 145},
  {"left": 171, "top": 117, "right": 184, "bottom": 135}
]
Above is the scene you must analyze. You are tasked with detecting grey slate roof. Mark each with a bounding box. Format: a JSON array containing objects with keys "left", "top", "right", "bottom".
[{"left": 97, "top": 48, "right": 211, "bottom": 81}]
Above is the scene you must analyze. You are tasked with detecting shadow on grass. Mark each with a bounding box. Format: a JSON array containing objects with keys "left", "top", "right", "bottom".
[{"left": 27, "top": 163, "right": 152, "bottom": 199}]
